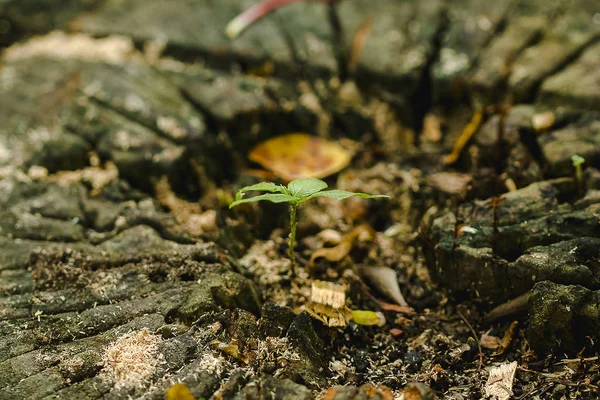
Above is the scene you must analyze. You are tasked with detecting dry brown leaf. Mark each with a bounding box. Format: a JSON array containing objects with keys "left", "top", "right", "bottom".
[
  {"left": 315, "top": 229, "right": 343, "bottom": 246},
  {"left": 485, "top": 361, "right": 518, "bottom": 400},
  {"left": 358, "top": 266, "right": 408, "bottom": 307},
  {"left": 309, "top": 225, "right": 374, "bottom": 268},
  {"left": 248, "top": 133, "right": 352, "bottom": 181},
  {"left": 491, "top": 321, "right": 518, "bottom": 356},
  {"left": 480, "top": 331, "right": 502, "bottom": 350}
]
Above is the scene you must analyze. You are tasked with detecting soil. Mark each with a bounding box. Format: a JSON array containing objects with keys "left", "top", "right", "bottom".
[{"left": 0, "top": 0, "right": 599, "bottom": 399}]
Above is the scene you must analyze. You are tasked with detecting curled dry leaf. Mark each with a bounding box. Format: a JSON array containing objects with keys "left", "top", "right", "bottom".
[
  {"left": 248, "top": 133, "right": 352, "bottom": 181},
  {"left": 491, "top": 321, "right": 518, "bottom": 356},
  {"left": 485, "top": 361, "right": 518, "bottom": 400},
  {"left": 479, "top": 331, "right": 502, "bottom": 350},
  {"left": 358, "top": 265, "right": 408, "bottom": 307},
  {"left": 315, "top": 229, "right": 343, "bottom": 246},
  {"left": 309, "top": 224, "right": 375, "bottom": 268}
]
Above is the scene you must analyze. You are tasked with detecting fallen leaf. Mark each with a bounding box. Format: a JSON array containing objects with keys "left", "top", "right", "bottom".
[
  {"left": 358, "top": 266, "right": 408, "bottom": 307},
  {"left": 315, "top": 229, "right": 343, "bottom": 246},
  {"left": 480, "top": 331, "right": 502, "bottom": 350},
  {"left": 491, "top": 321, "right": 518, "bottom": 356},
  {"left": 485, "top": 361, "right": 518, "bottom": 400},
  {"left": 166, "top": 383, "right": 196, "bottom": 400},
  {"left": 352, "top": 310, "right": 386, "bottom": 327},
  {"left": 249, "top": 133, "right": 352, "bottom": 181},
  {"left": 309, "top": 225, "right": 374, "bottom": 268}
]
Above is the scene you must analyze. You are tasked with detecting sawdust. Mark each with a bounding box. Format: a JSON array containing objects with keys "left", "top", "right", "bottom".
[{"left": 101, "top": 328, "right": 164, "bottom": 389}]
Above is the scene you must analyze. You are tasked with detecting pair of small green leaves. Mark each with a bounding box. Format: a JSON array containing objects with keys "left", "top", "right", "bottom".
[{"left": 229, "top": 178, "right": 389, "bottom": 208}]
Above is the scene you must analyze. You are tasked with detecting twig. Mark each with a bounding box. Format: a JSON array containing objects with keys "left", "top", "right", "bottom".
[
  {"left": 457, "top": 309, "right": 483, "bottom": 371},
  {"left": 484, "top": 292, "right": 531, "bottom": 325}
]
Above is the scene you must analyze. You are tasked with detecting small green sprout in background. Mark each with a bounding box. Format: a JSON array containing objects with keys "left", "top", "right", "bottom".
[
  {"left": 571, "top": 154, "right": 586, "bottom": 195},
  {"left": 229, "top": 178, "right": 390, "bottom": 276}
]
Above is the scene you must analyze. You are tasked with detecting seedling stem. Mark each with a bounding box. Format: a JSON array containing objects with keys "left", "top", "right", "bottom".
[{"left": 229, "top": 178, "right": 389, "bottom": 277}]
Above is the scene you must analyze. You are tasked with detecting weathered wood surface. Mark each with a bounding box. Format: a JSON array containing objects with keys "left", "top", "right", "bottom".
[{"left": 0, "top": 0, "right": 600, "bottom": 398}]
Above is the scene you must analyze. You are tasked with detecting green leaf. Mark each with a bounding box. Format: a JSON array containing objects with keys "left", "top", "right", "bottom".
[
  {"left": 238, "top": 182, "right": 282, "bottom": 194},
  {"left": 287, "top": 178, "right": 328, "bottom": 197},
  {"left": 229, "top": 193, "right": 296, "bottom": 208},
  {"left": 306, "top": 190, "right": 390, "bottom": 201}
]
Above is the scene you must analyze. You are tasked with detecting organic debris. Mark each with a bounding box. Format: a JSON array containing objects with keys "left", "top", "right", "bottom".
[
  {"left": 248, "top": 133, "right": 352, "bottom": 181},
  {"left": 484, "top": 361, "right": 518, "bottom": 400},
  {"left": 491, "top": 321, "right": 518, "bottom": 356},
  {"left": 43, "top": 156, "right": 119, "bottom": 196},
  {"left": 357, "top": 265, "right": 408, "bottom": 307},
  {"left": 154, "top": 176, "right": 217, "bottom": 236},
  {"left": 309, "top": 224, "right": 375, "bottom": 270},
  {"left": 443, "top": 106, "right": 483, "bottom": 164},
  {"left": 532, "top": 111, "right": 555, "bottom": 132},
  {"left": 306, "top": 280, "right": 352, "bottom": 327},
  {"left": 348, "top": 16, "right": 375, "bottom": 73}
]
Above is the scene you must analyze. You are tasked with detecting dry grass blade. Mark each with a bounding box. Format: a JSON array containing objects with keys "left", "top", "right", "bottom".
[{"left": 443, "top": 106, "right": 483, "bottom": 165}]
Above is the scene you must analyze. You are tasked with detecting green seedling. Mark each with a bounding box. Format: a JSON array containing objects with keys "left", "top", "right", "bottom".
[
  {"left": 571, "top": 154, "right": 585, "bottom": 194},
  {"left": 229, "top": 178, "right": 389, "bottom": 275}
]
